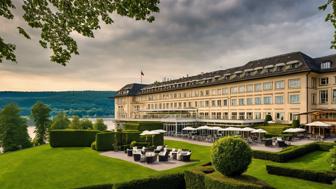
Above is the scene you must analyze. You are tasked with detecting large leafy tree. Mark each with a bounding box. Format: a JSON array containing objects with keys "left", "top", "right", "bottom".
[
  {"left": 320, "top": 0, "right": 336, "bottom": 49},
  {"left": 79, "top": 118, "right": 93, "bottom": 129},
  {"left": 0, "top": 104, "right": 32, "bottom": 152},
  {"left": 93, "top": 118, "right": 107, "bottom": 131},
  {"left": 69, "top": 115, "right": 81, "bottom": 129},
  {"left": 0, "top": 0, "right": 160, "bottom": 65},
  {"left": 50, "top": 112, "right": 70, "bottom": 129},
  {"left": 31, "top": 101, "right": 51, "bottom": 145}
]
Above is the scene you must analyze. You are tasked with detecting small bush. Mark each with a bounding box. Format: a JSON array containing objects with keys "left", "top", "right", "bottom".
[
  {"left": 96, "top": 132, "right": 114, "bottom": 151},
  {"left": 292, "top": 119, "right": 300, "bottom": 128},
  {"left": 266, "top": 165, "right": 336, "bottom": 184},
  {"left": 49, "top": 130, "right": 99, "bottom": 147},
  {"left": 91, "top": 141, "right": 96, "bottom": 150},
  {"left": 211, "top": 137, "right": 252, "bottom": 176},
  {"left": 114, "top": 173, "right": 185, "bottom": 189}
]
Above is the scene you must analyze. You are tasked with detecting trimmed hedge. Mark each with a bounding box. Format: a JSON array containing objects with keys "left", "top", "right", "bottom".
[
  {"left": 96, "top": 132, "right": 115, "bottom": 151},
  {"left": 253, "top": 142, "right": 335, "bottom": 162},
  {"left": 114, "top": 173, "right": 185, "bottom": 189},
  {"left": 185, "top": 165, "right": 273, "bottom": 189},
  {"left": 266, "top": 165, "right": 336, "bottom": 184},
  {"left": 49, "top": 130, "right": 99, "bottom": 147},
  {"left": 123, "top": 121, "right": 163, "bottom": 131}
]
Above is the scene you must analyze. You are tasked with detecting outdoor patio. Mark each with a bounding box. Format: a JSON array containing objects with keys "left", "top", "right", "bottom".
[{"left": 100, "top": 151, "right": 193, "bottom": 171}]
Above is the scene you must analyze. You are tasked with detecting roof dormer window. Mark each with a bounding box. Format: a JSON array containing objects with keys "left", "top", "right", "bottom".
[{"left": 321, "top": 61, "right": 331, "bottom": 69}]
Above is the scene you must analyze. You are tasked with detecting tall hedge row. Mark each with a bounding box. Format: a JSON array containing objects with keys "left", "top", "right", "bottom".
[
  {"left": 49, "top": 130, "right": 100, "bottom": 147},
  {"left": 96, "top": 132, "right": 115, "bottom": 151},
  {"left": 266, "top": 165, "right": 336, "bottom": 184},
  {"left": 253, "top": 142, "right": 335, "bottom": 162},
  {"left": 123, "top": 121, "right": 163, "bottom": 131}
]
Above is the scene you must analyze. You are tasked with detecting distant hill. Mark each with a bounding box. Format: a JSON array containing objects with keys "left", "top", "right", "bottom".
[{"left": 0, "top": 91, "right": 115, "bottom": 117}]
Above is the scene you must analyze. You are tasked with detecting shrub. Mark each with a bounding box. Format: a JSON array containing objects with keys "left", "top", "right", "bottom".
[
  {"left": 211, "top": 137, "right": 252, "bottom": 176},
  {"left": 329, "top": 146, "right": 336, "bottom": 171},
  {"left": 292, "top": 119, "right": 300, "bottom": 128},
  {"left": 91, "top": 141, "right": 96, "bottom": 150},
  {"left": 123, "top": 121, "right": 163, "bottom": 131},
  {"left": 50, "top": 112, "right": 70, "bottom": 129},
  {"left": 266, "top": 165, "right": 336, "bottom": 184},
  {"left": 264, "top": 115, "right": 272, "bottom": 125},
  {"left": 94, "top": 118, "right": 107, "bottom": 131},
  {"left": 80, "top": 119, "right": 93, "bottom": 129},
  {"left": 253, "top": 142, "right": 335, "bottom": 162},
  {"left": 184, "top": 169, "right": 206, "bottom": 189},
  {"left": 114, "top": 173, "right": 185, "bottom": 189},
  {"left": 49, "top": 130, "right": 99, "bottom": 147},
  {"left": 96, "top": 132, "right": 114, "bottom": 151}
]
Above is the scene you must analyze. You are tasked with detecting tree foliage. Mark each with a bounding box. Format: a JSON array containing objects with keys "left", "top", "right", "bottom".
[
  {"left": 320, "top": 0, "right": 336, "bottom": 49},
  {"left": 0, "top": 0, "right": 160, "bottom": 65},
  {"left": 79, "top": 118, "right": 93, "bottom": 130},
  {"left": 69, "top": 115, "right": 81, "bottom": 129},
  {"left": 211, "top": 137, "right": 252, "bottom": 177},
  {"left": 31, "top": 101, "right": 51, "bottom": 145},
  {"left": 50, "top": 112, "right": 70, "bottom": 129},
  {"left": 0, "top": 103, "right": 31, "bottom": 152},
  {"left": 93, "top": 118, "right": 107, "bottom": 131}
]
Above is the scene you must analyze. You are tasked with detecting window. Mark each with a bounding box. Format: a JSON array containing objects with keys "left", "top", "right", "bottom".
[
  {"left": 333, "top": 89, "right": 336, "bottom": 103},
  {"left": 275, "top": 80, "right": 285, "bottom": 89},
  {"left": 245, "top": 85, "right": 253, "bottom": 92},
  {"left": 321, "top": 61, "right": 331, "bottom": 69},
  {"left": 231, "top": 112, "right": 238, "bottom": 120},
  {"left": 320, "top": 90, "right": 328, "bottom": 104},
  {"left": 239, "top": 86, "right": 245, "bottom": 93},
  {"left": 230, "top": 87, "right": 238, "bottom": 94},
  {"left": 239, "top": 112, "right": 245, "bottom": 120},
  {"left": 289, "top": 112, "right": 299, "bottom": 121},
  {"left": 275, "top": 96, "right": 284, "bottom": 104},
  {"left": 246, "top": 98, "right": 253, "bottom": 105},
  {"left": 320, "top": 77, "right": 329, "bottom": 86},
  {"left": 217, "top": 100, "right": 222, "bottom": 107},
  {"left": 263, "top": 82, "right": 273, "bottom": 90},
  {"left": 311, "top": 78, "right": 317, "bottom": 89},
  {"left": 223, "top": 99, "right": 228, "bottom": 106},
  {"left": 254, "top": 112, "right": 261, "bottom": 119},
  {"left": 211, "top": 89, "right": 217, "bottom": 96},
  {"left": 222, "top": 88, "right": 228, "bottom": 95},
  {"left": 205, "top": 100, "right": 209, "bottom": 107},
  {"left": 205, "top": 90, "right": 210, "bottom": 96},
  {"left": 211, "top": 100, "right": 216, "bottom": 107},
  {"left": 217, "top": 89, "right": 222, "bottom": 95},
  {"left": 263, "top": 96, "right": 272, "bottom": 104},
  {"left": 288, "top": 79, "right": 301, "bottom": 89},
  {"left": 275, "top": 112, "right": 285, "bottom": 120},
  {"left": 239, "top": 98, "right": 245, "bottom": 105},
  {"left": 231, "top": 99, "right": 237, "bottom": 106},
  {"left": 246, "top": 112, "right": 253, "bottom": 119},
  {"left": 312, "top": 93, "right": 317, "bottom": 105},
  {"left": 223, "top": 112, "right": 229, "bottom": 119},
  {"left": 289, "top": 94, "right": 300, "bottom": 104},
  {"left": 255, "top": 97, "right": 262, "bottom": 105},
  {"left": 255, "top": 83, "right": 262, "bottom": 92}
]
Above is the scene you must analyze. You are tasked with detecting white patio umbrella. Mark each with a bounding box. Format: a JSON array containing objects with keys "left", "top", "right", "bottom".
[
  {"left": 240, "top": 127, "right": 256, "bottom": 138},
  {"left": 182, "top": 127, "right": 196, "bottom": 131},
  {"left": 306, "top": 121, "right": 331, "bottom": 136},
  {"left": 252, "top": 129, "right": 267, "bottom": 140},
  {"left": 196, "top": 125, "right": 212, "bottom": 130},
  {"left": 152, "top": 129, "right": 167, "bottom": 134},
  {"left": 210, "top": 127, "right": 222, "bottom": 130},
  {"left": 283, "top": 128, "right": 306, "bottom": 133},
  {"left": 140, "top": 130, "right": 160, "bottom": 145}
]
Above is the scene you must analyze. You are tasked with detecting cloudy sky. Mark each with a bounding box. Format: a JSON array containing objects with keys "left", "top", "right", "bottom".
[{"left": 0, "top": 0, "right": 334, "bottom": 91}]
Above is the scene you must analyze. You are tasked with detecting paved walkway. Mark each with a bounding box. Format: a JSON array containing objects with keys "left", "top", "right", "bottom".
[{"left": 100, "top": 151, "right": 193, "bottom": 171}]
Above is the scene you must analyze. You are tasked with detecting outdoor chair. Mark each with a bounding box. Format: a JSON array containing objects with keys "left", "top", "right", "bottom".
[
  {"left": 277, "top": 140, "right": 287, "bottom": 147},
  {"left": 158, "top": 150, "right": 169, "bottom": 162},
  {"left": 180, "top": 151, "right": 192, "bottom": 162},
  {"left": 264, "top": 139, "right": 273, "bottom": 147},
  {"left": 127, "top": 149, "right": 133, "bottom": 156},
  {"left": 145, "top": 152, "right": 156, "bottom": 164},
  {"left": 154, "top": 146, "right": 164, "bottom": 153},
  {"left": 133, "top": 153, "right": 142, "bottom": 162}
]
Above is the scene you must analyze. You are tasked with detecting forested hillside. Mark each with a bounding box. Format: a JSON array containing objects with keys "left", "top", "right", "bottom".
[{"left": 0, "top": 91, "right": 115, "bottom": 117}]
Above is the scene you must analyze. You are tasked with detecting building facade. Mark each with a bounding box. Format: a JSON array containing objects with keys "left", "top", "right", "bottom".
[{"left": 114, "top": 52, "right": 336, "bottom": 132}]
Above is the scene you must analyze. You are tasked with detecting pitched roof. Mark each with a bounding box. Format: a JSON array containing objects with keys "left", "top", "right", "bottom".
[{"left": 116, "top": 52, "right": 336, "bottom": 97}]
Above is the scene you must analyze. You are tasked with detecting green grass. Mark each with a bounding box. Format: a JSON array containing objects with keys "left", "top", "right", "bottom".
[
  {"left": 255, "top": 124, "right": 292, "bottom": 135},
  {"left": 0, "top": 140, "right": 334, "bottom": 189}
]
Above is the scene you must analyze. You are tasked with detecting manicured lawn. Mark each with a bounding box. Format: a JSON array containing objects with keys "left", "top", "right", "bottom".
[
  {"left": 255, "top": 124, "right": 292, "bottom": 135},
  {"left": 0, "top": 140, "right": 334, "bottom": 189}
]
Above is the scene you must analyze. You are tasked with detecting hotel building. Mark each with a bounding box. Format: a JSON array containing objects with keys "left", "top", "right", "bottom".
[{"left": 114, "top": 52, "right": 336, "bottom": 134}]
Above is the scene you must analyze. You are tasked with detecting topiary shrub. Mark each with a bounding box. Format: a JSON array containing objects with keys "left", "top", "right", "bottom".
[
  {"left": 211, "top": 137, "right": 252, "bottom": 177},
  {"left": 292, "top": 119, "right": 300, "bottom": 128},
  {"left": 91, "top": 141, "right": 96, "bottom": 150},
  {"left": 264, "top": 114, "right": 272, "bottom": 125}
]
